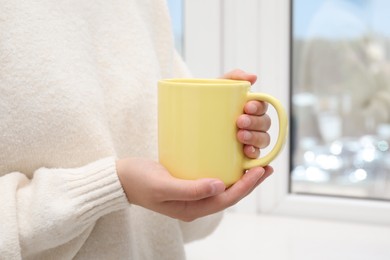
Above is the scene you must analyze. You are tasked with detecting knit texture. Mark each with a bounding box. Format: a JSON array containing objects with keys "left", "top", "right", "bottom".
[{"left": 0, "top": 1, "right": 221, "bottom": 259}]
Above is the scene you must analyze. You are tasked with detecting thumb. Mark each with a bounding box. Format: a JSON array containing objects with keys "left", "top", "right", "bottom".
[{"left": 165, "top": 178, "right": 226, "bottom": 201}]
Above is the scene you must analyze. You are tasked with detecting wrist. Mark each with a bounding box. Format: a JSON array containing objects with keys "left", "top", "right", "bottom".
[{"left": 115, "top": 158, "right": 131, "bottom": 202}]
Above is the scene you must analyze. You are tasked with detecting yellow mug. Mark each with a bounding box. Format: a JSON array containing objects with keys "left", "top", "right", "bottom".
[{"left": 158, "top": 78, "right": 288, "bottom": 186}]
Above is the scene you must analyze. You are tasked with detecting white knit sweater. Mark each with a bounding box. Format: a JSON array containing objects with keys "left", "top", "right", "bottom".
[{"left": 0, "top": 1, "right": 221, "bottom": 259}]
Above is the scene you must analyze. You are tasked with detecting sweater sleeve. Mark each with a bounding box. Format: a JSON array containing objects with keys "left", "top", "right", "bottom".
[
  {"left": 0, "top": 157, "right": 129, "bottom": 259},
  {"left": 179, "top": 212, "right": 223, "bottom": 243},
  {"left": 172, "top": 50, "right": 192, "bottom": 78}
]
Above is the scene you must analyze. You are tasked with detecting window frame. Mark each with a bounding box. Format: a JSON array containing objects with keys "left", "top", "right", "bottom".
[{"left": 182, "top": 0, "right": 390, "bottom": 225}]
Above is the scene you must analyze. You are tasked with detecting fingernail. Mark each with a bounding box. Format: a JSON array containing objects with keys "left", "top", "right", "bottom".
[
  {"left": 243, "top": 131, "right": 252, "bottom": 141},
  {"left": 247, "top": 103, "right": 257, "bottom": 114},
  {"left": 250, "top": 146, "right": 256, "bottom": 153},
  {"left": 242, "top": 116, "right": 251, "bottom": 127},
  {"left": 259, "top": 168, "right": 265, "bottom": 177},
  {"left": 255, "top": 168, "right": 265, "bottom": 179}
]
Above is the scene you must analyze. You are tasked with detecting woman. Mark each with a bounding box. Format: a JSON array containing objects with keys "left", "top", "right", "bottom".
[{"left": 0, "top": 1, "right": 273, "bottom": 259}]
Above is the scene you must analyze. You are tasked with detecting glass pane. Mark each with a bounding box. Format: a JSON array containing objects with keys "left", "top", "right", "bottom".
[
  {"left": 167, "top": 0, "right": 184, "bottom": 56},
  {"left": 291, "top": 0, "right": 390, "bottom": 200}
]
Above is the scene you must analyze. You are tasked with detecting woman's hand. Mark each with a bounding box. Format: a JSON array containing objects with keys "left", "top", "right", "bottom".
[
  {"left": 222, "top": 69, "right": 272, "bottom": 160},
  {"left": 116, "top": 157, "right": 272, "bottom": 222},
  {"left": 116, "top": 69, "right": 273, "bottom": 222}
]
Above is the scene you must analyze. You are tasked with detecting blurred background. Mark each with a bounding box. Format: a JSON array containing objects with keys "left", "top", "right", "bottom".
[
  {"left": 291, "top": 0, "right": 390, "bottom": 201},
  {"left": 167, "top": 0, "right": 390, "bottom": 259}
]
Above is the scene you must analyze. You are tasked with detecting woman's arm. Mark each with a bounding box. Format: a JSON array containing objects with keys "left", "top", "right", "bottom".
[{"left": 0, "top": 157, "right": 128, "bottom": 259}]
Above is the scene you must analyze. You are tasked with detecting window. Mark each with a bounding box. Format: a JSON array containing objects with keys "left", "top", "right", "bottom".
[
  {"left": 169, "top": 0, "right": 390, "bottom": 224},
  {"left": 167, "top": 0, "right": 184, "bottom": 56},
  {"left": 291, "top": 0, "right": 390, "bottom": 201},
  {"left": 248, "top": 0, "right": 390, "bottom": 224}
]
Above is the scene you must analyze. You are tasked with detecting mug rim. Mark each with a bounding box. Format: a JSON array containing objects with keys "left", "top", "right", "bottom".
[{"left": 158, "top": 78, "right": 251, "bottom": 87}]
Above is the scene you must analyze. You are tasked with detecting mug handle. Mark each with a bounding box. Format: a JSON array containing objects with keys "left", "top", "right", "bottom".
[{"left": 242, "top": 93, "right": 288, "bottom": 169}]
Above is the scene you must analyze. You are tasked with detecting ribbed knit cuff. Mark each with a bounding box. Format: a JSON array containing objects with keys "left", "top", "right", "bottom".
[
  {"left": 62, "top": 157, "right": 129, "bottom": 224},
  {"left": 14, "top": 157, "right": 129, "bottom": 255}
]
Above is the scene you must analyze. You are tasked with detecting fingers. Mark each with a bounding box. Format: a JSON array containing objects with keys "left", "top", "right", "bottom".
[
  {"left": 223, "top": 70, "right": 271, "bottom": 151},
  {"left": 243, "top": 100, "right": 268, "bottom": 116},
  {"left": 236, "top": 101, "right": 271, "bottom": 151},
  {"left": 246, "top": 166, "right": 274, "bottom": 194},
  {"left": 163, "top": 178, "right": 226, "bottom": 201},
  {"left": 220, "top": 167, "right": 265, "bottom": 207},
  {"left": 221, "top": 69, "right": 257, "bottom": 85},
  {"left": 176, "top": 168, "right": 266, "bottom": 221},
  {"left": 237, "top": 129, "right": 271, "bottom": 149},
  {"left": 236, "top": 114, "right": 271, "bottom": 131},
  {"left": 243, "top": 145, "right": 260, "bottom": 159},
  {"left": 163, "top": 167, "right": 273, "bottom": 222}
]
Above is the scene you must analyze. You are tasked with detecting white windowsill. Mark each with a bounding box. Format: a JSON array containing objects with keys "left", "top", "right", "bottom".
[{"left": 185, "top": 212, "right": 390, "bottom": 260}]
